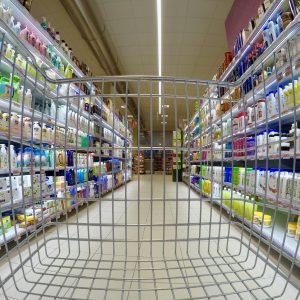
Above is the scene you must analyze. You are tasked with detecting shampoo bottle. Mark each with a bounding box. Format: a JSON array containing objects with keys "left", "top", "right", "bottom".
[
  {"left": 24, "top": 89, "right": 32, "bottom": 107},
  {"left": 9, "top": 145, "right": 16, "bottom": 169},
  {"left": 0, "top": 144, "right": 8, "bottom": 169}
]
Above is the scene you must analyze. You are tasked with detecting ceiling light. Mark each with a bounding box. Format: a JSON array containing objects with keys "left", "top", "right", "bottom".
[
  {"left": 161, "top": 121, "right": 167, "bottom": 124},
  {"left": 121, "top": 105, "right": 126, "bottom": 108},
  {"left": 128, "top": 115, "right": 133, "bottom": 118},
  {"left": 156, "top": 0, "right": 162, "bottom": 114},
  {"left": 161, "top": 114, "right": 168, "bottom": 117},
  {"left": 163, "top": 104, "right": 169, "bottom": 108}
]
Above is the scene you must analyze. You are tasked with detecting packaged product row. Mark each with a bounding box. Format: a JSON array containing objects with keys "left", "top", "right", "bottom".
[
  {"left": 287, "top": 215, "right": 300, "bottom": 240},
  {"left": 191, "top": 123, "right": 300, "bottom": 161},
  {"left": 188, "top": 174, "right": 300, "bottom": 245},
  {"left": 190, "top": 165, "right": 300, "bottom": 204},
  {"left": 0, "top": 46, "right": 130, "bottom": 140},
  {"left": 193, "top": 76, "right": 300, "bottom": 145},
  {"left": 0, "top": 0, "right": 93, "bottom": 89},
  {"left": 0, "top": 146, "right": 95, "bottom": 169},
  {"left": 0, "top": 173, "right": 51, "bottom": 204},
  {"left": 216, "top": 0, "right": 297, "bottom": 82}
]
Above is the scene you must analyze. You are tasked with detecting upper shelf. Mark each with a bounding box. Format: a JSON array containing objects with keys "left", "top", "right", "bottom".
[
  {"left": 0, "top": 4, "right": 132, "bottom": 142},
  {"left": 220, "top": 0, "right": 285, "bottom": 82}
]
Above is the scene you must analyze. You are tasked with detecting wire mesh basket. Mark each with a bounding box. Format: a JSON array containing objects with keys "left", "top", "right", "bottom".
[{"left": 0, "top": 14, "right": 300, "bottom": 300}]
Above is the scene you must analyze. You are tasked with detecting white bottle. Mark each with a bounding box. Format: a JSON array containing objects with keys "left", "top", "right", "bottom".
[
  {"left": 9, "top": 145, "right": 16, "bottom": 168},
  {"left": 19, "top": 85, "right": 24, "bottom": 104},
  {"left": 23, "top": 117, "right": 32, "bottom": 140},
  {"left": 50, "top": 102, "right": 56, "bottom": 118},
  {"left": 42, "top": 124, "right": 48, "bottom": 143},
  {"left": 289, "top": 122, "right": 300, "bottom": 153},
  {"left": 24, "top": 89, "right": 32, "bottom": 107},
  {"left": 277, "top": 87, "right": 284, "bottom": 112},
  {"left": 9, "top": 15, "right": 14, "bottom": 29},
  {"left": 0, "top": 144, "right": 8, "bottom": 169},
  {"left": 13, "top": 21, "right": 21, "bottom": 35},
  {"left": 47, "top": 126, "right": 53, "bottom": 143},
  {"left": 2, "top": 6, "right": 11, "bottom": 25},
  {"left": 10, "top": 113, "right": 20, "bottom": 135},
  {"left": 33, "top": 122, "right": 41, "bottom": 141}
]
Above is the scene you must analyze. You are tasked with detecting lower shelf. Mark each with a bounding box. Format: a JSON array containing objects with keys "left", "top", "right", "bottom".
[
  {"left": 183, "top": 178, "right": 300, "bottom": 266},
  {"left": 0, "top": 179, "right": 131, "bottom": 249}
]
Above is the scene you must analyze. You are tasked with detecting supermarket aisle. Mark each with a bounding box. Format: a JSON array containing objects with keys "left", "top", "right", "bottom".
[{"left": 0, "top": 175, "right": 299, "bottom": 300}]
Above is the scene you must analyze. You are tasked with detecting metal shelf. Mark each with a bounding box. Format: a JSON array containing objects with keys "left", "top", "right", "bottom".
[
  {"left": 0, "top": 178, "right": 131, "bottom": 249},
  {"left": 183, "top": 179, "right": 300, "bottom": 265}
]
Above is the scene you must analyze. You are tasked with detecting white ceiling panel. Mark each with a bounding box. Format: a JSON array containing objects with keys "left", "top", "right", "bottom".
[{"left": 76, "top": 0, "right": 234, "bottom": 130}]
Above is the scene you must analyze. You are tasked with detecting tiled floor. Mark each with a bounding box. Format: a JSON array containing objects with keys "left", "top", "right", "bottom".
[{"left": 0, "top": 175, "right": 299, "bottom": 299}]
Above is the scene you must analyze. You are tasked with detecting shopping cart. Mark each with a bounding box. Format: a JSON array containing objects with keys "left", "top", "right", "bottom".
[{"left": 0, "top": 17, "right": 300, "bottom": 300}]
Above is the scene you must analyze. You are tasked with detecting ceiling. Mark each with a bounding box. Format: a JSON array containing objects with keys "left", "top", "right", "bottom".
[
  {"left": 96, "top": 0, "right": 233, "bottom": 79},
  {"left": 31, "top": 0, "right": 234, "bottom": 132}
]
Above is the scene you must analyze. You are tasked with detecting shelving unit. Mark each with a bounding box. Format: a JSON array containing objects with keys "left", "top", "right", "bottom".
[
  {"left": 183, "top": 0, "right": 300, "bottom": 266},
  {"left": 0, "top": 2, "right": 133, "bottom": 250}
]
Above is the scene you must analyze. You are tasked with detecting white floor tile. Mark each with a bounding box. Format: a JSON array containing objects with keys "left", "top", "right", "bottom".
[{"left": 0, "top": 175, "right": 298, "bottom": 299}]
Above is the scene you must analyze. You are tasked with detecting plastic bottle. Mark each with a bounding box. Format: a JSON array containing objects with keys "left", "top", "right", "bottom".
[
  {"left": 47, "top": 126, "right": 53, "bottom": 143},
  {"left": 42, "top": 124, "right": 48, "bottom": 143},
  {"left": 55, "top": 32, "right": 61, "bottom": 45},
  {"left": 24, "top": 89, "right": 32, "bottom": 107},
  {"left": 10, "top": 113, "right": 20, "bottom": 135},
  {"left": 22, "top": 117, "right": 32, "bottom": 140},
  {"left": 257, "top": 100, "right": 266, "bottom": 122},
  {"left": 20, "top": 26, "right": 29, "bottom": 40},
  {"left": 23, "top": 148, "right": 31, "bottom": 167},
  {"left": 9, "top": 145, "right": 16, "bottom": 169},
  {"left": 288, "top": 83, "right": 294, "bottom": 107},
  {"left": 1, "top": 113, "right": 9, "bottom": 133},
  {"left": 13, "top": 22, "right": 21, "bottom": 35},
  {"left": 0, "top": 144, "right": 8, "bottom": 169},
  {"left": 296, "top": 78, "right": 300, "bottom": 104},
  {"left": 18, "top": 85, "right": 24, "bottom": 104},
  {"left": 289, "top": 122, "right": 300, "bottom": 153},
  {"left": 9, "top": 15, "right": 14, "bottom": 29},
  {"left": 2, "top": 6, "right": 11, "bottom": 25},
  {"left": 34, "top": 149, "right": 40, "bottom": 167},
  {"left": 41, "top": 17, "right": 47, "bottom": 30},
  {"left": 16, "top": 148, "right": 22, "bottom": 167},
  {"left": 33, "top": 122, "right": 41, "bottom": 141}
]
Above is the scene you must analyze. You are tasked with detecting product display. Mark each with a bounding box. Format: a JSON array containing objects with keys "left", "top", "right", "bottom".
[
  {"left": 0, "top": 0, "right": 132, "bottom": 247},
  {"left": 1, "top": 0, "right": 300, "bottom": 299},
  {"left": 183, "top": 0, "right": 300, "bottom": 269}
]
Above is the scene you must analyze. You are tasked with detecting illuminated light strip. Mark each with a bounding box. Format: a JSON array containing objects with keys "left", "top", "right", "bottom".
[{"left": 157, "top": 0, "right": 162, "bottom": 114}]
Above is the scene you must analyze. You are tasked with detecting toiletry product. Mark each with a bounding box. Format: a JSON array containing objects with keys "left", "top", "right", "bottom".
[
  {"left": 24, "top": 89, "right": 32, "bottom": 107},
  {"left": 288, "top": 222, "right": 297, "bottom": 237},
  {"left": 2, "top": 6, "right": 11, "bottom": 25},
  {"left": 10, "top": 113, "right": 20, "bottom": 135},
  {"left": 9, "top": 145, "right": 16, "bottom": 169},
  {"left": 41, "top": 17, "right": 47, "bottom": 30},
  {"left": 0, "top": 144, "right": 8, "bottom": 169},
  {"left": 55, "top": 32, "right": 61, "bottom": 45},
  {"left": 33, "top": 122, "right": 41, "bottom": 141},
  {"left": 22, "top": 117, "right": 32, "bottom": 140},
  {"left": 13, "top": 21, "right": 21, "bottom": 35},
  {"left": 1, "top": 113, "right": 9, "bottom": 133}
]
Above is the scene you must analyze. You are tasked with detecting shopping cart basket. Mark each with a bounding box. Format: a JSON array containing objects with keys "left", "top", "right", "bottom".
[{"left": 0, "top": 17, "right": 300, "bottom": 300}]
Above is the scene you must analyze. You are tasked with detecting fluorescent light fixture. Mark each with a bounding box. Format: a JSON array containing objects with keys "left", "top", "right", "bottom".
[
  {"left": 161, "top": 121, "right": 167, "bottom": 124},
  {"left": 163, "top": 104, "right": 169, "bottom": 108},
  {"left": 157, "top": 0, "right": 162, "bottom": 114},
  {"left": 121, "top": 105, "right": 126, "bottom": 108},
  {"left": 161, "top": 114, "right": 168, "bottom": 117},
  {"left": 128, "top": 115, "right": 133, "bottom": 118}
]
